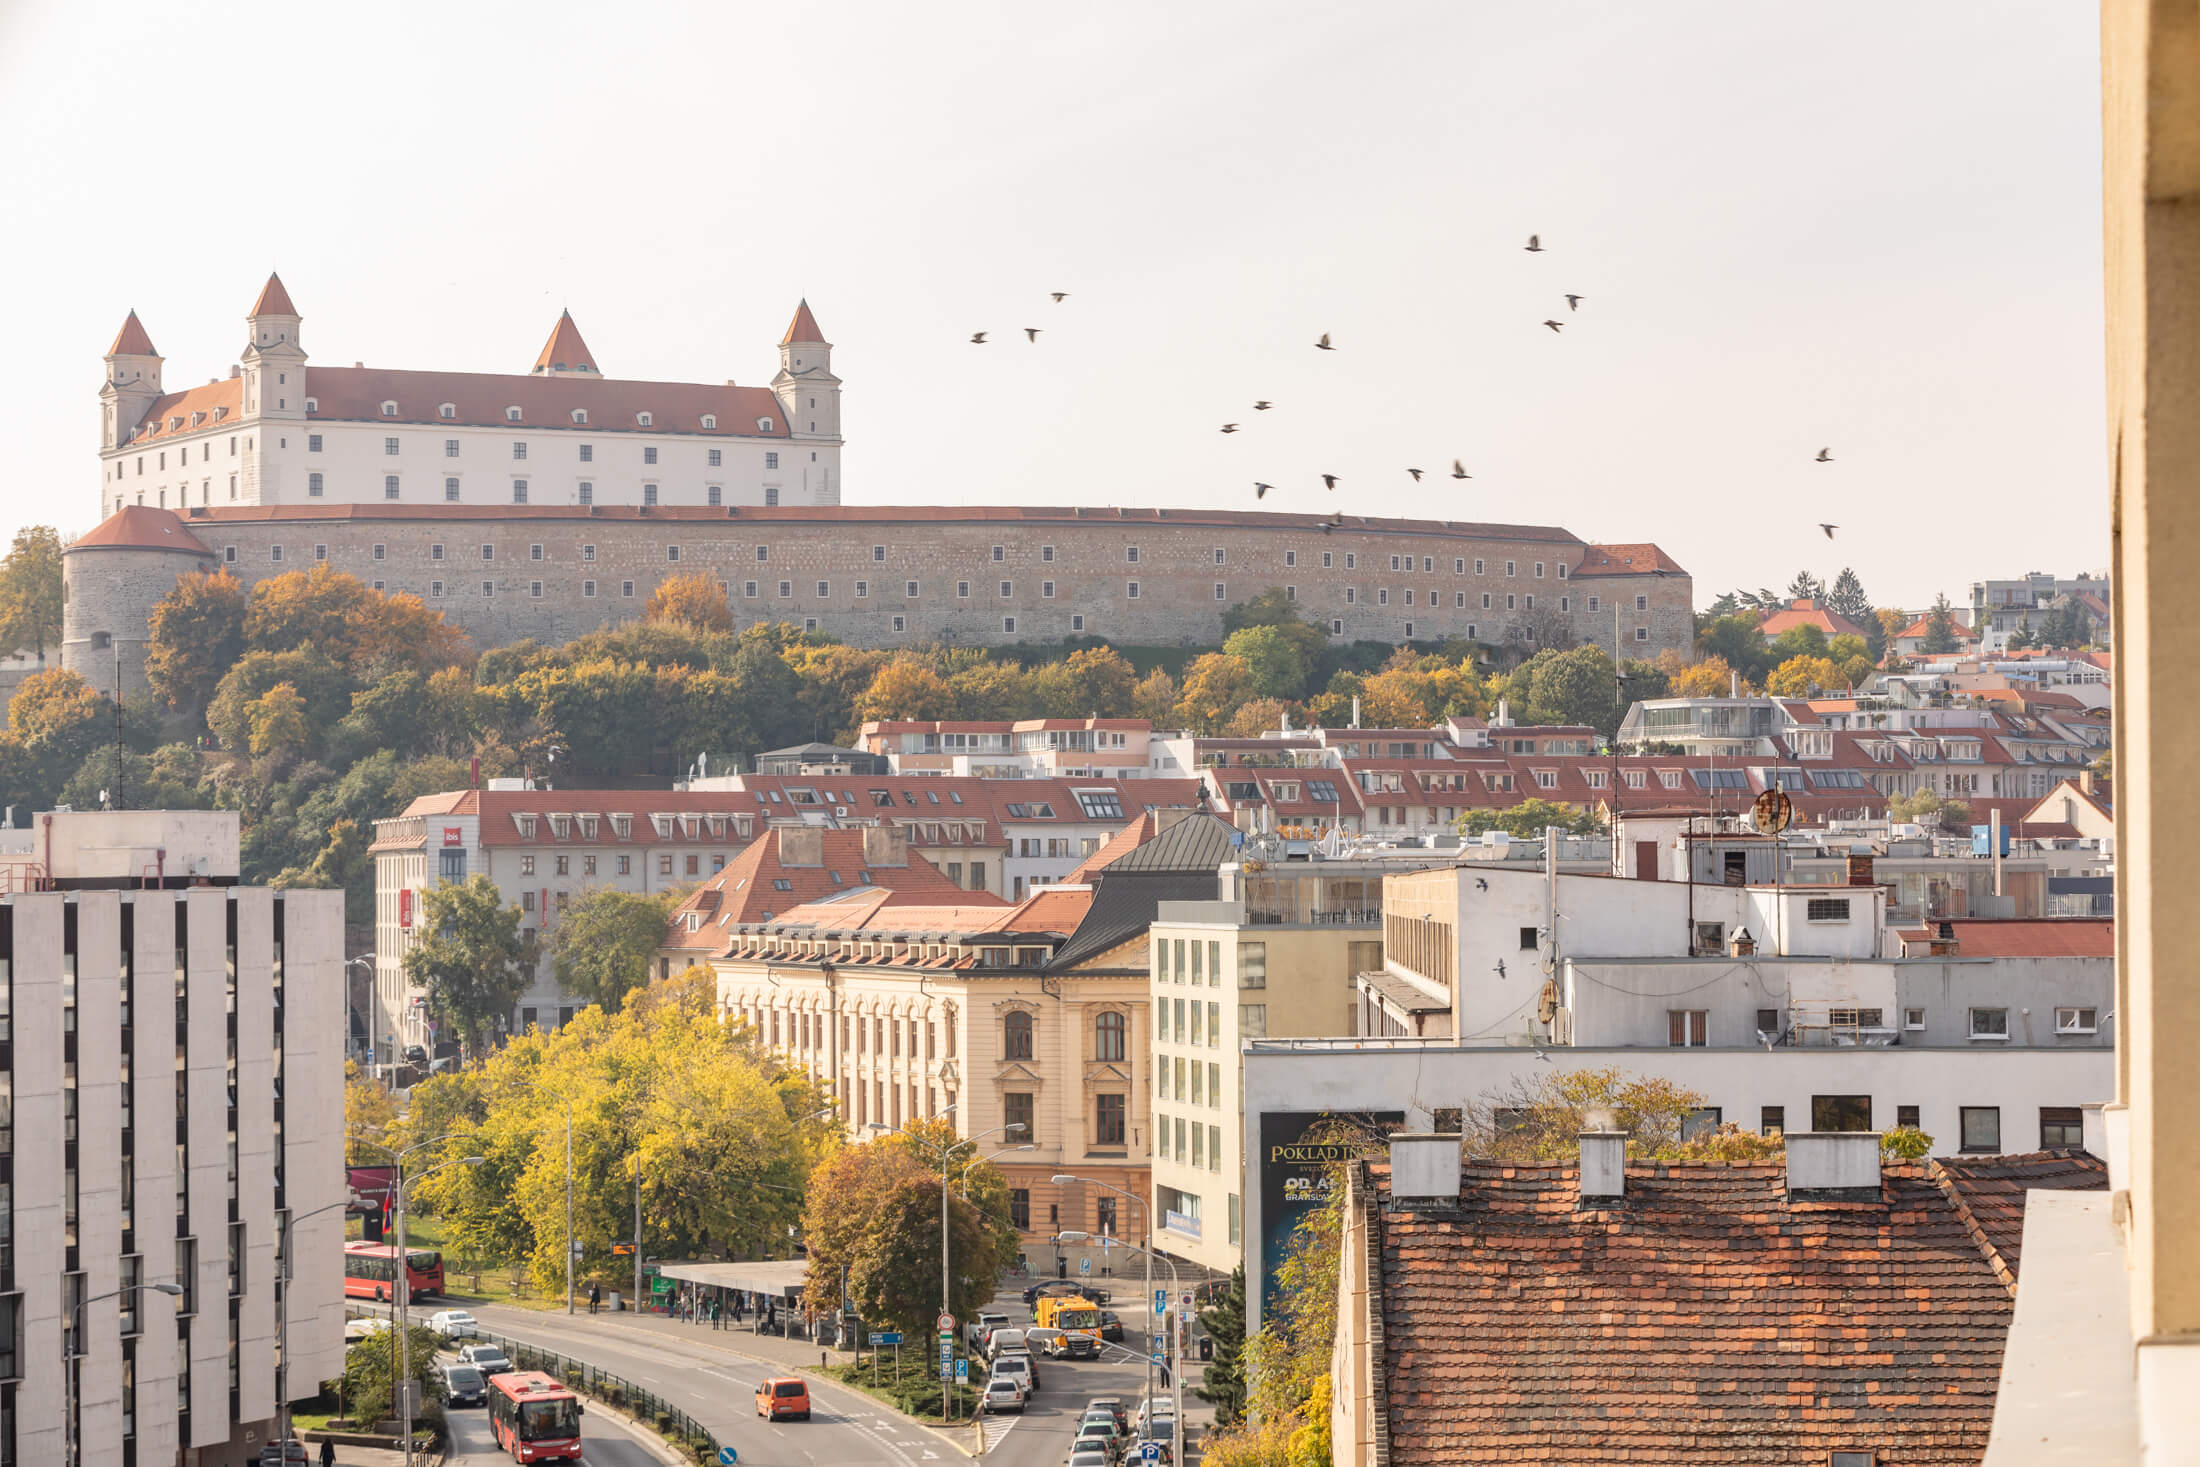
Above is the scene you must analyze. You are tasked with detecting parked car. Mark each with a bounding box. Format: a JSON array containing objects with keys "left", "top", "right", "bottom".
[
  {"left": 1087, "top": 1397, "right": 1130, "bottom": 1433},
  {"left": 428, "top": 1309, "right": 481, "bottom": 1340},
  {"left": 457, "top": 1344, "right": 512, "bottom": 1376},
  {"left": 967, "top": 1312, "right": 1012, "bottom": 1352},
  {"left": 441, "top": 1362, "right": 486, "bottom": 1408},
  {"left": 983, "top": 1327, "right": 1028, "bottom": 1361},
  {"left": 1026, "top": 1278, "right": 1109, "bottom": 1308},
  {"left": 1136, "top": 1397, "right": 1177, "bottom": 1434},
  {"left": 1081, "top": 1406, "right": 1127, "bottom": 1441},
  {"left": 989, "top": 1351, "right": 1040, "bottom": 1396},
  {"left": 1097, "top": 1309, "right": 1125, "bottom": 1342},
  {"left": 343, "top": 1317, "right": 391, "bottom": 1343},
  {"left": 1068, "top": 1451, "right": 1111, "bottom": 1467},
  {"left": 402, "top": 1045, "right": 430, "bottom": 1068},
  {"left": 1131, "top": 1441, "right": 1174, "bottom": 1465},
  {"left": 255, "top": 1442, "right": 309, "bottom": 1465},
  {"left": 1074, "top": 1420, "right": 1124, "bottom": 1462},
  {"left": 982, "top": 1377, "right": 1026, "bottom": 1414},
  {"left": 755, "top": 1377, "right": 812, "bottom": 1420}
]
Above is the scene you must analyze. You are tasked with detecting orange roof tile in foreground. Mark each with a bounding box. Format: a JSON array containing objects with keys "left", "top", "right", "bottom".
[
  {"left": 781, "top": 299, "right": 826, "bottom": 345},
  {"left": 69, "top": 505, "right": 215, "bottom": 556},
  {"left": 533, "top": 310, "right": 600, "bottom": 373},
  {"left": 108, "top": 310, "right": 159, "bottom": 357},
  {"left": 248, "top": 272, "right": 298, "bottom": 317},
  {"left": 1896, "top": 917, "right": 2115, "bottom": 958}
]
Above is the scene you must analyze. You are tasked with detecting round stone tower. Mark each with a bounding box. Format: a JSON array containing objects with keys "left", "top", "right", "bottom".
[{"left": 62, "top": 505, "right": 218, "bottom": 701}]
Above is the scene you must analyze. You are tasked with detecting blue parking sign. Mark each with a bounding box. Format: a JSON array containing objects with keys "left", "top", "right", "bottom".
[
  {"left": 1142, "top": 1444, "right": 1162, "bottom": 1464},
  {"left": 1154, "top": 1288, "right": 1166, "bottom": 1315}
]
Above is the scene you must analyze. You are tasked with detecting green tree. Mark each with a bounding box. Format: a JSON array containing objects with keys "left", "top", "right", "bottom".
[
  {"left": 1921, "top": 594, "right": 1961, "bottom": 654},
  {"left": 1784, "top": 570, "right": 1826, "bottom": 603},
  {"left": 144, "top": 569, "right": 250, "bottom": 713},
  {"left": 1523, "top": 644, "right": 1622, "bottom": 736},
  {"left": 401, "top": 874, "right": 540, "bottom": 1057},
  {"left": 1457, "top": 796, "right": 1602, "bottom": 839},
  {"left": 1028, "top": 645, "right": 1138, "bottom": 718},
  {"left": 547, "top": 887, "right": 680, "bottom": 1014},
  {"left": 1224, "top": 624, "right": 1320, "bottom": 701},
  {"left": 343, "top": 1325, "right": 446, "bottom": 1427},
  {"left": 1694, "top": 613, "right": 1775, "bottom": 685},
  {"left": 1827, "top": 567, "right": 1881, "bottom": 661},
  {"left": 800, "top": 1127, "right": 1010, "bottom": 1337},
  {"left": 0, "top": 526, "right": 65, "bottom": 661},
  {"left": 1221, "top": 586, "right": 1308, "bottom": 636},
  {"left": 1768, "top": 622, "right": 1832, "bottom": 664},
  {"left": 1197, "top": 1265, "right": 1249, "bottom": 1426}
]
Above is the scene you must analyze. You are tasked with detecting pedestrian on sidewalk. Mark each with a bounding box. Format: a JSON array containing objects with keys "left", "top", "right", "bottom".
[
  {"left": 588, "top": 1281, "right": 601, "bottom": 1315},
  {"left": 319, "top": 1440, "right": 336, "bottom": 1467}
]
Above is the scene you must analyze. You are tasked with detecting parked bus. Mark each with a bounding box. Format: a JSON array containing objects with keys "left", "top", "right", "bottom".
[
  {"left": 342, "top": 1241, "right": 446, "bottom": 1302},
  {"left": 486, "top": 1370, "right": 584, "bottom": 1462}
]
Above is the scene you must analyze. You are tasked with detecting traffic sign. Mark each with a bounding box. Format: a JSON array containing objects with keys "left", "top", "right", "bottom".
[
  {"left": 955, "top": 1358, "right": 969, "bottom": 1382},
  {"left": 937, "top": 1312, "right": 956, "bottom": 1332},
  {"left": 871, "top": 1331, "right": 903, "bottom": 1346},
  {"left": 1079, "top": 1257, "right": 1090, "bottom": 1275},
  {"left": 1142, "top": 1445, "right": 1162, "bottom": 1465},
  {"left": 1154, "top": 1288, "right": 1166, "bottom": 1315},
  {"left": 570, "top": 1239, "right": 583, "bottom": 1256},
  {"left": 719, "top": 1449, "right": 740, "bottom": 1465},
  {"left": 611, "top": 1242, "right": 635, "bottom": 1256}
]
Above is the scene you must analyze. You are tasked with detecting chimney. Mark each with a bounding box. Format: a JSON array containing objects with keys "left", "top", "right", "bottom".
[
  {"left": 862, "top": 824, "right": 909, "bottom": 868},
  {"left": 1844, "top": 846, "right": 1875, "bottom": 887},
  {"left": 1729, "top": 927, "right": 1756, "bottom": 957},
  {"left": 1730, "top": 667, "right": 1740, "bottom": 698},
  {"left": 1387, "top": 1133, "right": 1462, "bottom": 1202},
  {"left": 1785, "top": 1132, "right": 1883, "bottom": 1197},
  {"left": 1578, "top": 1131, "right": 1626, "bottom": 1202},
  {"left": 2078, "top": 768, "right": 2095, "bottom": 795},
  {"left": 775, "top": 826, "right": 824, "bottom": 868},
  {"left": 1351, "top": 695, "right": 1362, "bottom": 729},
  {"left": 1931, "top": 918, "right": 1960, "bottom": 956}
]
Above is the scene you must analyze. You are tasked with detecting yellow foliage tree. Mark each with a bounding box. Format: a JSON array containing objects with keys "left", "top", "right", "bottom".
[
  {"left": 856, "top": 656, "right": 957, "bottom": 722},
  {"left": 246, "top": 681, "right": 310, "bottom": 759},
  {"left": 1764, "top": 654, "right": 1840, "bottom": 697},
  {"left": 345, "top": 1058, "right": 398, "bottom": 1166},
  {"left": 1669, "top": 655, "right": 1744, "bottom": 698},
  {"left": 1175, "top": 653, "right": 1255, "bottom": 733},
  {"left": 643, "top": 571, "right": 735, "bottom": 632}
]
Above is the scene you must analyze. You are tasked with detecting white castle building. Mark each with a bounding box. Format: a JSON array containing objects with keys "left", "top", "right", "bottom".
[{"left": 97, "top": 276, "right": 844, "bottom": 519}]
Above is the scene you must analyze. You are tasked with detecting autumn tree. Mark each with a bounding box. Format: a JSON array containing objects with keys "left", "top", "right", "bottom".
[
  {"left": 6, "top": 667, "right": 110, "bottom": 806},
  {"left": 1764, "top": 654, "right": 1840, "bottom": 697},
  {"left": 1226, "top": 697, "right": 1294, "bottom": 738},
  {"left": 345, "top": 1058, "right": 399, "bottom": 1165},
  {"left": 1465, "top": 1065, "right": 1742, "bottom": 1162},
  {"left": 1129, "top": 667, "right": 1181, "bottom": 726},
  {"left": 0, "top": 526, "right": 66, "bottom": 661},
  {"left": 1175, "top": 653, "right": 1257, "bottom": 734},
  {"left": 857, "top": 656, "right": 957, "bottom": 722},
  {"left": 547, "top": 887, "right": 680, "bottom": 1014},
  {"left": 401, "top": 875, "right": 540, "bottom": 1057},
  {"left": 145, "top": 569, "right": 249, "bottom": 712},
  {"left": 644, "top": 571, "right": 735, "bottom": 632},
  {"left": 246, "top": 681, "right": 310, "bottom": 761},
  {"left": 1668, "top": 655, "right": 1742, "bottom": 698},
  {"left": 1028, "top": 645, "right": 1137, "bottom": 718}
]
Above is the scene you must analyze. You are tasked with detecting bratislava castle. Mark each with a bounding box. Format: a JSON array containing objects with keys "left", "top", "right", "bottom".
[{"left": 97, "top": 275, "right": 843, "bottom": 519}]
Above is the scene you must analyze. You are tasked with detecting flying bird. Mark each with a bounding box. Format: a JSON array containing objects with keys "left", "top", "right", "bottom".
[
  {"left": 1220, "top": 424, "right": 1239, "bottom": 434},
  {"left": 1543, "top": 320, "right": 1564, "bottom": 333},
  {"left": 969, "top": 332, "right": 988, "bottom": 344},
  {"left": 1314, "top": 333, "right": 1335, "bottom": 350},
  {"left": 1023, "top": 328, "right": 1041, "bottom": 342},
  {"left": 1565, "top": 294, "right": 1583, "bottom": 311},
  {"left": 1050, "top": 292, "right": 1069, "bottom": 302},
  {"left": 1815, "top": 447, "right": 1833, "bottom": 462},
  {"left": 1475, "top": 878, "right": 1489, "bottom": 891},
  {"left": 1253, "top": 401, "right": 1272, "bottom": 411},
  {"left": 1525, "top": 235, "right": 1544, "bottom": 252},
  {"left": 1820, "top": 523, "right": 1839, "bottom": 539},
  {"left": 1254, "top": 482, "right": 1273, "bottom": 500},
  {"left": 1451, "top": 460, "right": 1471, "bottom": 480},
  {"left": 1321, "top": 474, "right": 1339, "bottom": 489},
  {"left": 1407, "top": 468, "right": 1424, "bottom": 481},
  {"left": 1494, "top": 960, "right": 1508, "bottom": 979}
]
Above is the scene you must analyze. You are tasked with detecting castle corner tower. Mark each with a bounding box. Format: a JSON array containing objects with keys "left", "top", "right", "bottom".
[
  {"left": 100, "top": 311, "right": 163, "bottom": 453},
  {"left": 771, "top": 299, "right": 842, "bottom": 505}
]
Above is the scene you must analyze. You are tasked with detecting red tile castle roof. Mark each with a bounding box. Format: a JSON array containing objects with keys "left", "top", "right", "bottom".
[
  {"left": 108, "top": 310, "right": 159, "bottom": 357},
  {"left": 69, "top": 505, "right": 214, "bottom": 556},
  {"left": 1570, "top": 542, "right": 1688, "bottom": 576},
  {"left": 781, "top": 299, "right": 826, "bottom": 345},
  {"left": 249, "top": 272, "right": 298, "bottom": 317},
  {"left": 533, "top": 310, "right": 599, "bottom": 374}
]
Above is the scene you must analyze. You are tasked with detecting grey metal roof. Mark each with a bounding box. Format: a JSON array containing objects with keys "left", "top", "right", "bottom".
[{"left": 1094, "top": 813, "right": 1243, "bottom": 873}]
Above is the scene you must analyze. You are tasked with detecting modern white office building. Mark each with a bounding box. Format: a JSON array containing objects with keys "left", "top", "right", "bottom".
[{"left": 0, "top": 810, "right": 346, "bottom": 1466}]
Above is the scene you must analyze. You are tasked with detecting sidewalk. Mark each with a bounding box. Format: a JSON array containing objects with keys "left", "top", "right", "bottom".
[{"left": 528, "top": 1301, "right": 862, "bottom": 1374}]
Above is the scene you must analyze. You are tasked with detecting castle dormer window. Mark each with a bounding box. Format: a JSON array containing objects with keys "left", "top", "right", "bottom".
[
  {"left": 757, "top": 417, "right": 774, "bottom": 432},
  {"left": 439, "top": 403, "right": 456, "bottom": 419},
  {"left": 570, "top": 409, "right": 587, "bottom": 425},
  {"left": 214, "top": 406, "right": 230, "bottom": 421},
  {"left": 701, "top": 414, "right": 717, "bottom": 429},
  {"left": 380, "top": 401, "right": 398, "bottom": 417},
  {"left": 506, "top": 406, "right": 523, "bottom": 422},
  {"left": 169, "top": 416, "right": 185, "bottom": 430},
  {"left": 191, "top": 412, "right": 207, "bottom": 427},
  {"left": 636, "top": 412, "right": 653, "bottom": 427}
]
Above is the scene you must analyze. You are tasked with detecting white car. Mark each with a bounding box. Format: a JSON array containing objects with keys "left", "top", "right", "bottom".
[
  {"left": 428, "top": 1310, "right": 481, "bottom": 1339},
  {"left": 343, "top": 1318, "right": 392, "bottom": 1343},
  {"left": 981, "top": 1377, "right": 1025, "bottom": 1414},
  {"left": 989, "top": 1352, "right": 1037, "bottom": 1398},
  {"left": 1136, "top": 1397, "right": 1178, "bottom": 1434}
]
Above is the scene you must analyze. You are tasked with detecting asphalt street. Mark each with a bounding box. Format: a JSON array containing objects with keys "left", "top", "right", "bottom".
[{"left": 442, "top": 1391, "right": 669, "bottom": 1465}]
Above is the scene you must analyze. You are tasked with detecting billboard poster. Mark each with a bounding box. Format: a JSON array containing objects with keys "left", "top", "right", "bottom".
[
  {"left": 347, "top": 1165, "right": 396, "bottom": 1213},
  {"left": 1255, "top": 1110, "right": 1402, "bottom": 1319}
]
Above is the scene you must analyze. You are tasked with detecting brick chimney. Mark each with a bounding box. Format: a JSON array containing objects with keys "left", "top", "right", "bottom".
[
  {"left": 862, "top": 824, "right": 909, "bottom": 868},
  {"left": 1387, "top": 1133, "right": 1462, "bottom": 1202},
  {"left": 1844, "top": 846, "right": 1875, "bottom": 887},
  {"left": 1785, "top": 1132, "right": 1882, "bottom": 1197},
  {"left": 775, "top": 826, "right": 824, "bottom": 868}
]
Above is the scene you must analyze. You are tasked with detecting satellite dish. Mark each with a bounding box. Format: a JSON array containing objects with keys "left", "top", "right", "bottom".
[
  {"left": 1752, "top": 788, "right": 1794, "bottom": 834},
  {"left": 1537, "top": 980, "right": 1559, "bottom": 1026}
]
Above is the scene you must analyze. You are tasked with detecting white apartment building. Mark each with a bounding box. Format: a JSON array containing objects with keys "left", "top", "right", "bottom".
[
  {"left": 0, "top": 810, "right": 345, "bottom": 1466},
  {"left": 99, "top": 279, "right": 842, "bottom": 520},
  {"left": 369, "top": 785, "right": 768, "bottom": 1060},
  {"left": 857, "top": 719, "right": 1155, "bottom": 779}
]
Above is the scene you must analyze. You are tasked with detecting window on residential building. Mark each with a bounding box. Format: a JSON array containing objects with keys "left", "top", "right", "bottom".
[
  {"left": 1806, "top": 897, "right": 1851, "bottom": 922},
  {"left": 1810, "top": 1094, "right": 1873, "bottom": 1132},
  {"left": 1239, "top": 943, "right": 1265, "bottom": 988},
  {"left": 1004, "top": 1011, "right": 1035, "bottom": 1061},
  {"left": 1009, "top": 1188, "right": 1031, "bottom": 1230},
  {"left": 1760, "top": 1105, "right": 1785, "bottom": 1135},
  {"left": 1094, "top": 1011, "right": 1126, "bottom": 1060},
  {"left": 1667, "top": 1010, "right": 1708, "bottom": 1047},
  {"left": 1004, "top": 1090, "right": 1035, "bottom": 1139},
  {"left": 1896, "top": 1105, "right": 1920, "bottom": 1131},
  {"left": 1096, "top": 1093, "right": 1126, "bottom": 1146},
  {"left": 1239, "top": 1003, "right": 1266, "bottom": 1038},
  {"left": 1970, "top": 1007, "right": 2010, "bottom": 1040},
  {"left": 2040, "top": 1106, "right": 2085, "bottom": 1148},
  {"left": 1960, "top": 1107, "right": 2002, "bottom": 1153},
  {"left": 2055, "top": 1006, "right": 2098, "bottom": 1034}
]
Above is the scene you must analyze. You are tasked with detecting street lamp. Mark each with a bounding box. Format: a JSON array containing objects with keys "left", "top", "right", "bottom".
[
  {"left": 1057, "top": 1227, "right": 1183, "bottom": 1445},
  {"left": 1055, "top": 1173, "right": 1168, "bottom": 1431},
  {"left": 65, "top": 1281, "right": 184, "bottom": 1467},
  {"left": 276, "top": 1198, "right": 357, "bottom": 1455},
  {"left": 350, "top": 1132, "right": 485, "bottom": 1467}
]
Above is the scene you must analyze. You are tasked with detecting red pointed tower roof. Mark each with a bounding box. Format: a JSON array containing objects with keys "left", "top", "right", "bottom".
[
  {"left": 249, "top": 272, "right": 298, "bottom": 317},
  {"left": 532, "top": 310, "right": 600, "bottom": 374},
  {"left": 781, "top": 299, "right": 826, "bottom": 345},
  {"left": 107, "top": 310, "right": 158, "bottom": 357}
]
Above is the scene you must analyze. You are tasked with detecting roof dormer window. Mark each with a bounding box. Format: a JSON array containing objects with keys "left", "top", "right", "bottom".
[
  {"left": 570, "top": 409, "right": 587, "bottom": 425},
  {"left": 381, "top": 401, "right": 398, "bottom": 417},
  {"left": 701, "top": 414, "right": 717, "bottom": 429},
  {"left": 191, "top": 411, "right": 207, "bottom": 427},
  {"left": 506, "top": 406, "right": 523, "bottom": 422},
  {"left": 757, "top": 417, "right": 774, "bottom": 432},
  {"left": 636, "top": 411, "right": 653, "bottom": 428},
  {"left": 169, "top": 416, "right": 185, "bottom": 430},
  {"left": 439, "top": 403, "right": 456, "bottom": 420}
]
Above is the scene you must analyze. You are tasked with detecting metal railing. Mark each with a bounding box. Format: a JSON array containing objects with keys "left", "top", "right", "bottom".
[{"left": 346, "top": 1307, "right": 724, "bottom": 1463}]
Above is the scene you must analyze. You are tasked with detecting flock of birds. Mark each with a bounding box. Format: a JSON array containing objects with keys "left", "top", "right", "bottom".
[{"left": 967, "top": 235, "right": 1843, "bottom": 535}]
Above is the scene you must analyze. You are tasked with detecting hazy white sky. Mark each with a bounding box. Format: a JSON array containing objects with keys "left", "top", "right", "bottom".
[{"left": 0, "top": 1, "right": 2105, "bottom": 611}]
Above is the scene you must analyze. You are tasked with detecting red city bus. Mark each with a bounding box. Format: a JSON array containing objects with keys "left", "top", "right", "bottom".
[
  {"left": 342, "top": 1241, "right": 446, "bottom": 1302},
  {"left": 486, "top": 1370, "right": 584, "bottom": 1462}
]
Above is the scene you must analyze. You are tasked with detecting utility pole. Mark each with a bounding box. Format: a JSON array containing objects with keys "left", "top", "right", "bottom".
[
  {"left": 633, "top": 1151, "right": 643, "bottom": 1312},
  {"left": 565, "top": 1101, "right": 575, "bottom": 1314}
]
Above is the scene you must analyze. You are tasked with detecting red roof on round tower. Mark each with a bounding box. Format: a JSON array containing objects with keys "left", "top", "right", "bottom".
[{"left": 70, "top": 505, "right": 215, "bottom": 557}]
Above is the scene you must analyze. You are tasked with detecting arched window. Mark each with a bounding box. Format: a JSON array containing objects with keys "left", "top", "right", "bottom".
[
  {"left": 1003, "top": 1010, "right": 1035, "bottom": 1061},
  {"left": 1094, "top": 1011, "right": 1127, "bottom": 1062}
]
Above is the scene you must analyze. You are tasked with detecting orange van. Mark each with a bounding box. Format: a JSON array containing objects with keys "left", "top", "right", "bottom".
[{"left": 756, "top": 1376, "right": 812, "bottom": 1420}]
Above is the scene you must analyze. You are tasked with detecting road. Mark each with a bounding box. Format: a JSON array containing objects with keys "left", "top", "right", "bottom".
[{"left": 443, "top": 1393, "right": 667, "bottom": 1464}]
